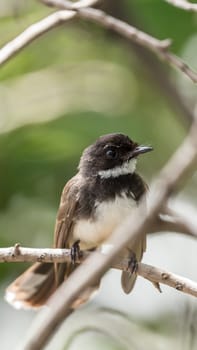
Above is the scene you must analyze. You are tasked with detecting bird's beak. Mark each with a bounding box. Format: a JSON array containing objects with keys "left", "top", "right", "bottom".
[{"left": 129, "top": 145, "right": 153, "bottom": 159}]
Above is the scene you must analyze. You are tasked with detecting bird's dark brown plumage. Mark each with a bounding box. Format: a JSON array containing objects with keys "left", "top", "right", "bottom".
[{"left": 5, "top": 133, "right": 152, "bottom": 309}]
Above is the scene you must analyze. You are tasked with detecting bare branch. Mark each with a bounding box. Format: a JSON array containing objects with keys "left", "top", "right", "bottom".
[
  {"left": 0, "top": 246, "right": 72, "bottom": 263},
  {"left": 44, "top": 0, "right": 100, "bottom": 9},
  {"left": 0, "top": 10, "right": 76, "bottom": 66},
  {"left": 0, "top": 1, "right": 197, "bottom": 82},
  {"left": 41, "top": 0, "right": 197, "bottom": 82},
  {"left": 159, "top": 51, "right": 197, "bottom": 83},
  {"left": 138, "top": 263, "right": 197, "bottom": 297},
  {"left": 2, "top": 246, "right": 197, "bottom": 298},
  {"left": 164, "top": 0, "right": 197, "bottom": 12},
  {"left": 151, "top": 213, "right": 197, "bottom": 238},
  {"left": 77, "top": 8, "right": 171, "bottom": 50},
  {"left": 40, "top": 0, "right": 171, "bottom": 50},
  {"left": 95, "top": 0, "right": 194, "bottom": 128},
  {"left": 17, "top": 120, "right": 197, "bottom": 350}
]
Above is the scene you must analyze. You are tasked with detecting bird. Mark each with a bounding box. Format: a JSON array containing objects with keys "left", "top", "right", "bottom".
[{"left": 5, "top": 133, "right": 153, "bottom": 310}]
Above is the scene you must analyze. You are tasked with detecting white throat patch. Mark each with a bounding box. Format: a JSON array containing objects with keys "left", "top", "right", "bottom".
[{"left": 98, "top": 158, "right": 137, "bottom": 179}]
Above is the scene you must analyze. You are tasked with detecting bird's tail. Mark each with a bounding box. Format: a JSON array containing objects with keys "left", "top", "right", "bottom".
[
  {"left": 5, "top": 262, "right": 59, "bottom": 309},
  {"left": 5, "top": 261, "right": 99, "bottom": 310}
]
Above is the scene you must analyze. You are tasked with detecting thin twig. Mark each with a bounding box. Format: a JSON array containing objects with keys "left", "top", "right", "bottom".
[
  {"left": 106, "top": 0, "right": 195, "bottom": 127},
  {"left": 44, "top": 0, "right": 100, "bottom": 9},
  {"left": 0, "top": 10, "right": 76, "bottom": 66},
  {"left": 0, "top": 4, "right": 170, "bottom": 66},
  {"left": 17, "top": 120, "right": 197, "bottom": 350},
  {"left": 77, "top": 7, "right": 172, "bottom": 50},
  {"left": 138, "top": 263, "right": 197, "bottom": 297},
  {"left": 0, "top": 246, "right": 72, "bottom": 263},
  {"left": 164, "top": 0, "right": 197, "bottom": 12},
  {"left": 40, "top": 0, "right": 172, "bottom": 51},
  {"left": 159, "top": 51, "right": 197, "bottom": 83},
  {"left": 41, "top": 0, "right": 197, "bottom": 82},
  {"left": 151, "top": 213, "right": 197, "bottom": 238}
]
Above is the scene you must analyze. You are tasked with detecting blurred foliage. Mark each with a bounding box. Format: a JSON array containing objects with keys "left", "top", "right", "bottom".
[{"left": 0, "top": 1, "right": 197, "bottom": 349}]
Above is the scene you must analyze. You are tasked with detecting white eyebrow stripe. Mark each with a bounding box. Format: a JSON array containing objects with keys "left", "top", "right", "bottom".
[{"left": 98, "top": 159, "right": 137, "bottom": 179}]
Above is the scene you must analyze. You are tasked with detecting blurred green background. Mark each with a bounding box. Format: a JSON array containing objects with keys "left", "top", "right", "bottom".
[{"left": 0, "top": 0, "right": 197, "bottom": 349}]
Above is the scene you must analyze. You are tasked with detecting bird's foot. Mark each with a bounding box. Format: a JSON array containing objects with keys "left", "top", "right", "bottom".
[
  {"left": 71, "top": 240, "right": 81, "bottom": 265},
  {"left": 127, "top": 253, "right": 138, "bottom": 276}
]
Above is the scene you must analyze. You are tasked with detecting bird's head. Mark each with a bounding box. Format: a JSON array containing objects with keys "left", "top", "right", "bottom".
[{"left": 79, "top": 133, "right": 153, "bottom": 178}]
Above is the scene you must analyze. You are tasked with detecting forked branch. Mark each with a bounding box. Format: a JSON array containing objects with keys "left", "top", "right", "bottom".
[{"left": 0, "top": 0, "right": 197, "bottom": 82}]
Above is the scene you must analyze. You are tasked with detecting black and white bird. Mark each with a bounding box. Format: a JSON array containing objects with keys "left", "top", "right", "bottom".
[{"left": 5, "top": 133, "right": 152, "bottom": 309}]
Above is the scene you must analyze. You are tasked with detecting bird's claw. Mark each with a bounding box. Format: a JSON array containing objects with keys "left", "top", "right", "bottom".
[
  {"left": 71, "top": 240, "right": 81, "bottom": 265},
  {"left": 127, "top": 254, "right": 138, "bottom": 276}
]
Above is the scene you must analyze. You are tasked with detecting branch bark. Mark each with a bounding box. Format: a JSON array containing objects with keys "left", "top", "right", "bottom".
[
  {"left": 138, "top": 263, "right": 197, "bottom": 297},
  {"left": 0, "top": 10, "right": 76, "bottom": 65},
  {"left": 164, "top": 0, "right": 197, "bottom": 12},
  {"left": 151, "top": 213, "right": 197, "bottom": 238},
  {"left": 51, "top": 0, "right": 100, "bottom": 9}
]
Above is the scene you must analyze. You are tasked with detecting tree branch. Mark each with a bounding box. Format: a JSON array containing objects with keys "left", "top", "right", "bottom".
[
  {"left": 138, "top": 263, "right": 197, "bottom": 297},
  {"left": 16, "top": 120, "right": 197, "bottom": 350},
  {"left": 164, "top": 0, "right": 197, "bottom": 12},
  {"left": 0, "top": 3, "right": 170, "bottom": 66},
  {"left": 0, "top": 10, "right": 76, "bottom": 66},
  {"left": 0, "top": 0, "right": 197, "bottom": 82},
  {"left": 41, "top": 0, "right": 197, "bottom": 82},
  {"left": 51, "top": 0, "right": 100, "bottom": 9},
  {"left": 104, "top": 0, "right": 195, "bottom": 127},
  {"left": 151, "top": 212, "right": 197, "bottom": 238},
  {"left": 2, "top": 246, "right": 197, "bottom": 298}
]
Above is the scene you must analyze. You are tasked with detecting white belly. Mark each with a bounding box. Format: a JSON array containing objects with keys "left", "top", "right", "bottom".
[{"left": 73, "top": 194, "right": 137, "bottom": 250}]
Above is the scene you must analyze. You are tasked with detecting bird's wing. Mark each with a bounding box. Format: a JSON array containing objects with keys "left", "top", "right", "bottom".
[
  {"left": 53, "top": 174, "right": 80, "bottom": 285},
  {"left": 54, "top": 174, "right": 100, "bottom": 304},
  {"left": 54, "top": 175, "right": 80, "bottom": 249}
]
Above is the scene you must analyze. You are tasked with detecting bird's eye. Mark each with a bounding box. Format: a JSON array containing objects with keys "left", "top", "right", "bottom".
[{"left": 106, "top": 148, "right": 118, "bottom": 160}]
